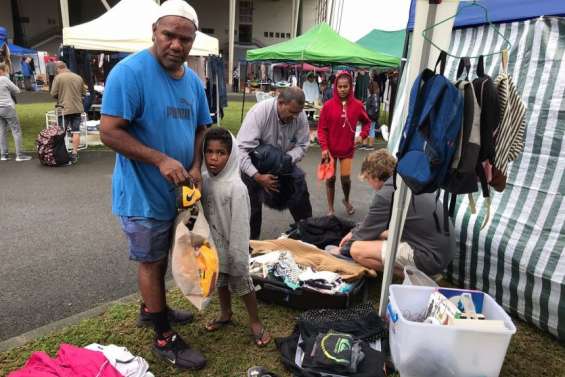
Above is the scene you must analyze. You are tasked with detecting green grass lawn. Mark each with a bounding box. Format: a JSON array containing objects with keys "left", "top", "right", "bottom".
[
  {"left": 8, "top": 101, "right": 255, "bottom": 154},
  {"left": 0, "top": 284, "right": 563, "bottom": 376}
]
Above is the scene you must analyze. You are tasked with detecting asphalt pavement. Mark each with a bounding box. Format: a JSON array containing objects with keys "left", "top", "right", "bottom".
[{"left": 0, "top": 147, "right": 378, "bottom": 342}]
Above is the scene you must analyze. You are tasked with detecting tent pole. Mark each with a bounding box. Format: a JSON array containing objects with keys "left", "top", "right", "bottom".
[
  {"left": 241, "top": 61, "right": 248, "bottom": 123},
  {"left": 216, "top": 72, "right": 220, "bottom": 127},
  {"left": 378, "top": 0, "right": 460, "bottom": 318}
]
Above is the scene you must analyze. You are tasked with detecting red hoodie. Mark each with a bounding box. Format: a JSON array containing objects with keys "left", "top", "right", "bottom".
[{"left": 317, "top": 71, "right": 371, "bottom": 159}]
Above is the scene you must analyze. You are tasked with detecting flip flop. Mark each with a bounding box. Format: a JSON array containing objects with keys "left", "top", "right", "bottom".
[
  {"left": 205, "top": 317, "right": 233, "bottom": 332},
  {"left": 247, "top": 366, "right": 279, "bottom": 377},
  {"left": 342, "top": 199, "right": 355, "bottom": 216},
  {"left": 251, "top": 326, "right": 271, "bottom": 347}
]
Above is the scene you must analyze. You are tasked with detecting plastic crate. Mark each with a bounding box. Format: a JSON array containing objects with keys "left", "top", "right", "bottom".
[{"left": 387, "top": 285, "right": 516, "bottom": 377}]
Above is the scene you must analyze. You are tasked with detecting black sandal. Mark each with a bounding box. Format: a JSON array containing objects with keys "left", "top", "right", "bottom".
[
  {"left": 252, "top": 326, "right": 271, "bottom": 347},
  {"left": 205, "top": 317, "right": 233, "bottom": 332}
]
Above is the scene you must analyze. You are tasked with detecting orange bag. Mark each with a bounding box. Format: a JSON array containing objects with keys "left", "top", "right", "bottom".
[{"left": 317, "top": 154, "right": 335, "bottom": 181}]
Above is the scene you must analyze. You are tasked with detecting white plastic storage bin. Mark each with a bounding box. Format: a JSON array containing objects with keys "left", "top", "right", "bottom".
[{"left": 387, "top": 285, "right": 516, "bottom": 377}]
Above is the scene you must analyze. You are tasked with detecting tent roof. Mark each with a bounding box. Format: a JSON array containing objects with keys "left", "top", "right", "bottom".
[
  {"left": 62, "top": 0, "right": 218, "bottom": 56},
  {"left": 273, "top": 62, "right": 330, "bottom": 72},
  {"left": 407, "top": 0, "right": 565, "bottom": 31},
  {"left": 356, "top": 29, "right": 406, "bottom": 58},
  {"left": 246, "top": 23, "right": 399, "bottom": 68}
]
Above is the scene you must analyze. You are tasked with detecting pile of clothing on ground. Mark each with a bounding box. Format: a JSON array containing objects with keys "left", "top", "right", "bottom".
[
  {"left": 276, "top": 303, "right": 388, "bottom": 377},
  {"left": 250, "top": 250, "right": 354, "bottom": 294},
  {"left": 250, "top": 239, "right": 377, "bottom": 298},
  {"left": 8, "top": 343, "right": 154, "bottom": 377}
]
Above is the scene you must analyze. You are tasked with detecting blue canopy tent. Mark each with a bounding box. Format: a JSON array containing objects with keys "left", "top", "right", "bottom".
[
  {"left": 390, "top": 0, "right": 565, "bottom": 340},
  {"left": 407, "top": 0, "right": 565, "bottom": 30}
]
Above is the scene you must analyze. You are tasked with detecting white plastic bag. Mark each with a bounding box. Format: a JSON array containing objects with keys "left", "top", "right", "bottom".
[{"left": 171, "top": 204, "right": 219, "bottom": 311}]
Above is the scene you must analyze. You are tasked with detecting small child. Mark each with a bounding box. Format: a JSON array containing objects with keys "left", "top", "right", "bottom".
[
  {"left": 363, "top": 81, "right": 381, "bottom": 150},
  {"left": 201, "top": 127, "right": 271, "bottom": 347}
]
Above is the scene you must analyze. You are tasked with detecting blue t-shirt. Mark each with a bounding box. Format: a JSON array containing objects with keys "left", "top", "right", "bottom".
[{"left": 102, "top": 50, "right": 212, "bottom": 221}]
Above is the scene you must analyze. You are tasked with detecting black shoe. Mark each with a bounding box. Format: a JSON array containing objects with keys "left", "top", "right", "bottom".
[
  {"left": 152, "top": 333, "right": 206, "bottom": 370},
  {"left": 137, "top": 304, "right": 194, "bottom": 327}
]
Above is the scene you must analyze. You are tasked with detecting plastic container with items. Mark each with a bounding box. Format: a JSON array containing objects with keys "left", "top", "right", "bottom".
[{"left": 387, "top": 285, "right": 516, "bottom": 377}]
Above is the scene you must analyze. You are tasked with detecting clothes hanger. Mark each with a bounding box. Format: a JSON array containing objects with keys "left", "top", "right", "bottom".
[{"left": 422, "top": 0, "right": 512, "bottom": 59}]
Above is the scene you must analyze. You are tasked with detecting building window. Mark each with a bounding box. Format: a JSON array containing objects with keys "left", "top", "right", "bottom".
[
  {"left": 280, "top": 32, "right": 285, "bottom": 38},
  {"left": 201, "top": 28, "right": 215, "bottom": 34},
  {"left": 239, "top": 0, "right": 253, "bottom": 43},
  {"left": 269, "top": 32, "right": 274, "bottom": 38},
  {"left": 264, "top": 32, "right": 268, "bottom": 38},
  {"left": 286, "top": 33, "right": 291, "bottom": 38},
  {"left": 275, "top": 32, "right": 280, "bottom": 38}
]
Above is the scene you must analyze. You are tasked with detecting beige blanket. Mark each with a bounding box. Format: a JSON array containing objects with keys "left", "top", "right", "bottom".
[{"left": 250, "top": 239, "right": 377, "bottom": 282}]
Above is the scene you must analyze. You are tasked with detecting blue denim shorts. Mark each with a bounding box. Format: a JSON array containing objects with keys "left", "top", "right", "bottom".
[
  {"left": 369, "top": 121, "right": 379, "bottom": 138},
  {"left": 119, "top": 216, "right": 174, "bottom": 262}
]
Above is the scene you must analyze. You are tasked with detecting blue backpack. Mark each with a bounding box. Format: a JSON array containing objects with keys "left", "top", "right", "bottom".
[{"left": 397, "top": 52, "right": 463, "bottom": 195}]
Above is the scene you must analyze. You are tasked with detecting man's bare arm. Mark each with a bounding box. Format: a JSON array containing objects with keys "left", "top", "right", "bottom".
[{"left": 100, "top": 114, "right": 189, "bottom": 185}]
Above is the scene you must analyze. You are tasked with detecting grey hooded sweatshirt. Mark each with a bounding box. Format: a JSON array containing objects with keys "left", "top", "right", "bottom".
[{"left": 201, "top": 133, "right": 251, "bottom": 276}]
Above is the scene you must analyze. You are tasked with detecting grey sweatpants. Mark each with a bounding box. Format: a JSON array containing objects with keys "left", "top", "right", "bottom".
[{"left": 0, "top": 106, "right": 23, "bottom": 156}]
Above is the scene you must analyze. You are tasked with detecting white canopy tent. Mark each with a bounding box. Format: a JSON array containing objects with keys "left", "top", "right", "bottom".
[{"left": 62, "top": 0, "right": 219, "bottom": 56}]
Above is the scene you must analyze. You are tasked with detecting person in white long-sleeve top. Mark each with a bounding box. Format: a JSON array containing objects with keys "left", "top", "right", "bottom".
[
  {"left": 302, "top": 72, "right": 320, "bottom": 103},
  {"left": 0, "top": 63, "right": 31, "bottom": 161}
]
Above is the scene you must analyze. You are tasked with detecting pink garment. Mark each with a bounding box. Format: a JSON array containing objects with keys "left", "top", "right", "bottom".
[
  {"left": 482, "top": 160, "right": 493, "bottom": 183},
  {"left": 8, "top": 343, "right": 124, "bottom": 377}
]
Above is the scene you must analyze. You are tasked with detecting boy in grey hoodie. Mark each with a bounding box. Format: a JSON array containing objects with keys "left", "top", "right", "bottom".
[{"left": 201, "top": 127, "right": 270, "bottom": 347}]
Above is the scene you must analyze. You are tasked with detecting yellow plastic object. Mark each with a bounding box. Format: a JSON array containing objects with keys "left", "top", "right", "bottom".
[
  {"left": 179, "top": 185, "right": 201, "bottom": 209},
  {"left": 196, "top": 242, "right": 219, "bottom": 298}
]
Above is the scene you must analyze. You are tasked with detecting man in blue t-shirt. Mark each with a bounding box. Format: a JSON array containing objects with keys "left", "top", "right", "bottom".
[{"left": 100, "top": 0, "right": 211, "bottom": 370}]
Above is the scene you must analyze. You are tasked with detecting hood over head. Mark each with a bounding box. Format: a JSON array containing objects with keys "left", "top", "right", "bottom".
[
  {"left": 202, "top": 131, "right": 240, "bottom": 182},
  {"left": 332, "top": 70, "right": 354, "bottom": 103}
]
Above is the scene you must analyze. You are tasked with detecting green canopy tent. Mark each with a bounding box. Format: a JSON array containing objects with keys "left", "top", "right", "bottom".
[
  {"left": 243, "top": 23, "right": 399, "bottom": 121},
  {"left": 246, "top": 23, "right": 399, "bottom": 68},
  {"left": 356, "top": 29, "right": 406, "bottom": 59}
]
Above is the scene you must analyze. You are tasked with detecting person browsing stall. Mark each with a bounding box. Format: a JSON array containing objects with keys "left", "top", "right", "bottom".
[
  {"left": 50, "top": 61, "right": 86, "bottom": 163},
  {"left": 317, "top": 71, "right": 371, "bottom": 216},
  {"left": 237, "top": 87, "right": 312, "bottom": 240},
  {"left": 335, "top": 149, "right": 455, "bottom": 277},
  {"left": 99, "top": 0, "right": 211, "bottom": 370}
]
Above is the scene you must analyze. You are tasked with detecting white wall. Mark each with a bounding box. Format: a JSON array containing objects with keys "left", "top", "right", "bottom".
[
  {"left": 252, "top": 0, "right": 293, "bottom": 46},
  {"left": 301, "top": 0, "right": 317, "bottom": 33},
  {"left": 188, "top": 0, "right": 299, "bottom": 50},
  {"left": 188, "top": 0, "right": 230, "bottom": 53},
  {"left": 0, "top": 0, "right": 14, "bottom": 41}
]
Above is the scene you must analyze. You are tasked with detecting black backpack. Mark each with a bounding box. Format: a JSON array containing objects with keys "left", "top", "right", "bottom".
[{"left": 287, "top": 215, "right": 355, "bottom": 249}]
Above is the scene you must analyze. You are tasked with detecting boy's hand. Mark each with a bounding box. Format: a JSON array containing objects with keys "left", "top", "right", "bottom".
[
  {"left": 157, "top": 156, "right": 190, "bottom": 186},
  {"left": 187, "top": 166, "right": 202, "bottom": 190},
  {"left": 339, "top": 231, "right": 353, "bottom": 247},
  {"left": 254, "top": 173, "right": 279, "bottom": 193},
  {"left": 321, "top": 150, "right": 330, "bottom": 159}
]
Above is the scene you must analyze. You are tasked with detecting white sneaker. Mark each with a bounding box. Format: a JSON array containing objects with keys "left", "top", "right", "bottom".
[
  {"left": 16, "top": 154, "right": 32, "bottom": 162},
  {"left": 1, "top": 154, "right": 10, "bottom": 161},
  {"left": 380, "top": 125, "right": 389, "bottom": 142}
]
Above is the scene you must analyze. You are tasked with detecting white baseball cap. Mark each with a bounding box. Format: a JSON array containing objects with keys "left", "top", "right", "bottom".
[{"left": 155, "top": 0, "right": 199, "bottom": 29}]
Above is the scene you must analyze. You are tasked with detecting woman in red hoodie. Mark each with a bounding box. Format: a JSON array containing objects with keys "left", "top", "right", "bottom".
[{"left": 318, "top": 71, "right": 371, "bottom": 216}]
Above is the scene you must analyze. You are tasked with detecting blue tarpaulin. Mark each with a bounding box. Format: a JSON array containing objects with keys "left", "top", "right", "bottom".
[
  {"left": 407, "top": 0, "right": 565, "bottom": 31},
  {"left": 7, "top": 43, "right": 36, "bottom": 56}
]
